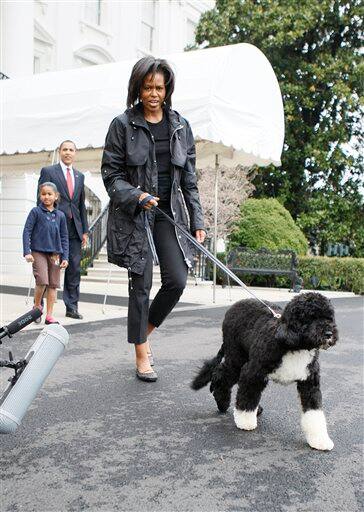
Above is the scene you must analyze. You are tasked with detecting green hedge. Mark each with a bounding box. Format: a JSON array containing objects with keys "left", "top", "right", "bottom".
[
  {"left": 297, "top": 256, "right": 364, "bottom": 295},
  {"left": 207, "top": 253, "right": 364, "bottom": 294}
]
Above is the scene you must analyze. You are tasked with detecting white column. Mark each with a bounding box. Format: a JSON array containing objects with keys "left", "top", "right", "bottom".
[
  {"left": 0, "top": 171, "right": 38, "bottom": 276},
  {"left": 0, "top": 0, "right": 34, "bottom": 78},
  {"left": 53, "top": 2, "right": 74, "bottom": 70}
]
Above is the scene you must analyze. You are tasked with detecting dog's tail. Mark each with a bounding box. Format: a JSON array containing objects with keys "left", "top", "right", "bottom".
[{"left": 191, "top": 345, "right": 225, "bottom": 390}]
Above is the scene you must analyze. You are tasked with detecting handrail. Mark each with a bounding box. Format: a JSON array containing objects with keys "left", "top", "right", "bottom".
[
  {"left": 80, "top": 204, "right": 212, "bottom": 280},
  {"left": 80, "top": 202, "right": 109, "bottom": 273},
  {"left": 193, "top": 235, "right": 212, "bottom": 281}
]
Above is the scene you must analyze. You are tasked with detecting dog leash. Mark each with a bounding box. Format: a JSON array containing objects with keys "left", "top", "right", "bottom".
[{"left": 140, "top": 195, "right": 281, "bottom": 319}]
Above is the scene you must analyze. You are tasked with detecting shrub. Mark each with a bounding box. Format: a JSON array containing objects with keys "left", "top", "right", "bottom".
[
  {"left": 297, "top": 256, "right": 364, "bottom": 295},
  {"left": 230, "top": 198, "right": 308, "bottom": 255}
]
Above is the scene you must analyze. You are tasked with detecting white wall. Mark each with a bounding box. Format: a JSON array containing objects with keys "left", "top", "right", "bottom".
[
  {"left": 1, "top": 0, "right": 214, "bottom": 77},
  {"left": 0, "top": 1, "right": 34, "bottom": 77},
  {"left": 0, "top": 171, "right": 39, "bottom": 275}
]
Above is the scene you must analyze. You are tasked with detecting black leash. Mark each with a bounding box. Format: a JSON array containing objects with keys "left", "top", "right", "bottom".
[{"left": 139, "top": 195, "right": 281, "bottom": 319}]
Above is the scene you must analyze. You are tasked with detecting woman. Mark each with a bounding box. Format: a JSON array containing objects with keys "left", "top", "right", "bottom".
[{"left": 101, "top": 56, "right": 205, "bottom": 382}]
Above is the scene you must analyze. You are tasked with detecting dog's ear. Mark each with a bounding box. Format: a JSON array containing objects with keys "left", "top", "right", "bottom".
[{"left": 275, "top": 322, "right": 300, "bottom": 348}]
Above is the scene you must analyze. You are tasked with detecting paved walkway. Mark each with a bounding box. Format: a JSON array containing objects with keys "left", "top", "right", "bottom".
[
  {"left": 0, "top": 297, "right": 362, "bottom": 511},
  {"left": 0, "top": 271, "right": 356, "bottom": 330}
]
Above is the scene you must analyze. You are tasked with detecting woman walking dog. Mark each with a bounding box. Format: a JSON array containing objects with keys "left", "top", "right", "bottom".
[{"left": 101, "top": 56, "right": 205, "bottom": 382}]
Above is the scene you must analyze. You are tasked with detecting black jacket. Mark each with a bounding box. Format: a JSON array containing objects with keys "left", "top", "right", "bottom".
[
  {"left": 38, "top": 164, "right": 88, "bottom": 241},
  {"left": 101, "top": 104, "right": 205, "bottom": 275}
]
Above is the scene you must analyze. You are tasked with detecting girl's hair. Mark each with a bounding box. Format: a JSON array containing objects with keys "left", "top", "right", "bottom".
[
  {"left": 39, "top": 181, "right": 59, "bottom": 194},
  {"left": 127, "top": 56, "right": 175, "bottom": 108}
]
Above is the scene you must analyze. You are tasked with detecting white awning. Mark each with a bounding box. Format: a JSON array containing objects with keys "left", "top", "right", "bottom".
[{"left": 1, "top": 43, "right": 284, "bottom": 167}]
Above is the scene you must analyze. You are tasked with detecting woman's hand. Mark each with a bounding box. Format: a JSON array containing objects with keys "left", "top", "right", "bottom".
[
  {"left": 195, "top": 230, "right": 206, "bottom": 244},
  {"left": 139, "top": 192, "right": 159, "bottom": 210},
  {"left": 60, "top": 260, "right": 69, "bottom": 269},
  {"left": 25, "top": 254, "right": 34, "bottom": 263},
  {"left": 82, "top": 233, "right": 88, "bottom": 248}
]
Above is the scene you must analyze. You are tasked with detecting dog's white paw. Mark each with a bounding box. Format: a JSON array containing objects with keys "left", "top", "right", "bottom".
[
  {"left": 306, "top": 434, "right": 334, "bottom": 451},
  {"left": 301, "top": 409, "right": 334, "bottom": 451},
  {"left": 233, "top": 407, "right": 258, "bottom": 430}
]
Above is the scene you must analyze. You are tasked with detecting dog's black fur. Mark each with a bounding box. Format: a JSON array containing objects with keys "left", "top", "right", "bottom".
[{"left": 191, "top": 292, "right": 338, "bottom": 418}]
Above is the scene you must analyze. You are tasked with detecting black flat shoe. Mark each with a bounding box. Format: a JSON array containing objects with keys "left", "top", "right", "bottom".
[
  {"left": 66, "top": 310, "right": 83, "bottom": 319},
  {"left": 136, "top": 368, "right": 158, "bottom": 382}
]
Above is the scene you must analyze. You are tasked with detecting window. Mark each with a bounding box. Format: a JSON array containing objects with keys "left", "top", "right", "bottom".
[
  {"left": 141, "top": 1, "right": 155, "bottom": 52},
  {"left": 141, "top": 22, "right": 153, "bottom": 52},
  {"left": 74, "top": 45, "right": 114, "bottom": 68},
  {"left": 75, "top": 56, "right": 97, "bottom": 67},
  {"left": 33, "top": 56, "right": 41, "bottom": 73},
  {"left": 33, "top": 21, "right": 55, "bottom": 73},
  {"left": 84, "top": 0, "right": 102, "bottom": 26},
  {"left": 186, "top": 18, "right": 197, "bottom": 47}
]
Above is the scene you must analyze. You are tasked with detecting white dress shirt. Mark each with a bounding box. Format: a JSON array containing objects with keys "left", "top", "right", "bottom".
[{"left": 59, "top": 160, "right": 75, "bottom": 189}]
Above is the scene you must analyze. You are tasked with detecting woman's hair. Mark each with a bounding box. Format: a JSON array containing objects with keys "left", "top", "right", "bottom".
[
  {"left": 39, "top": 181, "right": 59, "bottom": 201},
  {"left": 127, "top": 56, "right": 175, "bottom": 108}
]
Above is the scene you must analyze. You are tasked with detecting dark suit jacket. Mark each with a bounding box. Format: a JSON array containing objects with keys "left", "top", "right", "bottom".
[{"left": 38, "top": 164, "right": 88, "bottom": 241}]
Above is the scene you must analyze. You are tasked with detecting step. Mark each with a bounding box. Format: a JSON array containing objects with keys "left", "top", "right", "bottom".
[
  {"left": 87, "top": 265, "right": 161, "bottom": 275},
  {"left": 85, "top": 265, "right": 163, "bottom": 282},
  {"left": 96, "top": 253, "right": 108, "bottom": 262},
  {"left": 86, "top": 246, "right": 198, "bottom": 285},
  {"left": 88, "top": 261, "right": 196, "bottom": 279},
  {"left": 82, "top": 275, "right": 140, "bottom": 285},
  {"left": 81, "top": 274, "right": 204, "bottom": 286},
  {"left": 83, "top": 269, "right": 197, "bottom": 280},
  {"left": 84, "top": 273, "right": 162, "bottom": 284},
  {"left": 83, "top": 265, "right": 199, "bottom": 285}
]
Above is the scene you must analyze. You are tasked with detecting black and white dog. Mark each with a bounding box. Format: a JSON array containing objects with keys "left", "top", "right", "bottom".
[{"left": 191, "top": 292, "right": 338, "bottom": 451}]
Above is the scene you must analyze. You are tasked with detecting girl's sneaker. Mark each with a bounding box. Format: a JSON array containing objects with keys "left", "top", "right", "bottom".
[{"left": 45, "top": 315, "right": 59, "bottom": 325}]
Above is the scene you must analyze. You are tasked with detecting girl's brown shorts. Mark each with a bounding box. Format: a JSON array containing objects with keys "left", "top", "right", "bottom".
[{"left": 32, "top": 251, "right": 61, "bottom": 288}]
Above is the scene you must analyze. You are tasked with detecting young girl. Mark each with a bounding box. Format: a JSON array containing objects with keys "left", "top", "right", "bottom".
[{"left": 23, "top": 182, "right": 69, "bottom": 324}]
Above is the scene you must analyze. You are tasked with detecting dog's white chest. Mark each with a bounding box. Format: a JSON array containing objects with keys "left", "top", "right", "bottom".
[{"left": 269, "top": 350, "right": 315, "bottom": 384}]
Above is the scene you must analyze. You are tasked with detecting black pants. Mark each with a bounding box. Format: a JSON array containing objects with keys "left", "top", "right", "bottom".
[
  {"left": 127, "top": 212, "right": 188, "bottom": 344},
  {"left": 63, "top": 219, "right": 82, "bottom": 311}
]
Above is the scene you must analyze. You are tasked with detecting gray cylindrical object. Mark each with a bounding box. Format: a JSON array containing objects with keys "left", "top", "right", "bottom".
[{"left": 0, "top": 324, "right": 69, "bottom": 434}]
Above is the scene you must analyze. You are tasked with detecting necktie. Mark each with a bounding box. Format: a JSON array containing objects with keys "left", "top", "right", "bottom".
[{"left": 66, "top": 167, "right": 74, "bottom": 198}]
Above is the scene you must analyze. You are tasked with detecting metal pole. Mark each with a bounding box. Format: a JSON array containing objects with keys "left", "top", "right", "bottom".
[
  {"left": 25, "top": 271, "right": 33, "bottom": 305},
  {"left": 213, "top": 154, "right": 219, "bottom": 303},
  {"left": 102, "top": 265, "right": 112, "bottom": 314}
]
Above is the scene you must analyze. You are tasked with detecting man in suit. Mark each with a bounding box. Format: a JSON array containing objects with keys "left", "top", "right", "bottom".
[{"left": 38, "top": 140, "right": 88, "bottom": 319}]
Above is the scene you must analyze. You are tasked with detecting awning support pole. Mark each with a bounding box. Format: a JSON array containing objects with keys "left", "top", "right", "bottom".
[{"left": 213, "top": 154, "right": 219, "bottom": 304}]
